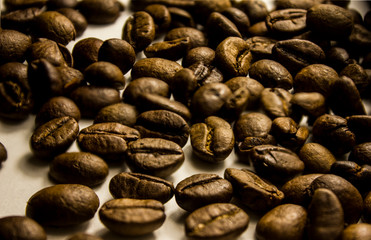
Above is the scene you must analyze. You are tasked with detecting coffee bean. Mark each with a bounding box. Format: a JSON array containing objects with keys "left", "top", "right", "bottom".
[
  {"left": 235, "top": 135, "right": 276, "bottom": 161},
  {"left": 49, "top": 152, "right": 109, "bottom": 187},
  {"left": 57, "top": 65, "right": 85, "bottom": 95},
  {"left": 224, "top": 168, "right": 284, "bottom": 212},
  {"left": 182, "top": 46, "right": 215, "bottom": 68},
  {"left": 221, "top": 7, "right": 250, "bottom": 37},
  {"left": 164, "top": 27, "right": 208, "bottom": 49},
  {"left": 144, "top": 37, "right": 190, "bottom": 60},
  {"left": 83, "top": 61, "right": 126, "bottom": 90},
  {"left": 144, "top": 4, "right": 171, "bottom": 33},
  {"left": 246, "top": 36, "right": 277, "bottom": 61},
  {"left": 340, "top": 63, "right": 369, "bottom": 94},
  {"left": 346, "top": 115, "right": 371, "bottom": 144},
  {"left": 233, "top": 112, "right": 272, "bottom": 142},
  {"left": 349, "top": 142, "right": 371, "bottom": 165},
  {"left": 125, "top": 138, "right": 184, "bottom": 178},
  {"left": 233, "top": 0, "right": 268, "bottom": 24},
  {"left": 30, "top": 116, "right": 79, "bottom": 159},
  {"left": 260, "top": 88, "right": 294, "bottom": 119},
  {"left": 72, "top": 37, "right": 103, "bottom": 72},
  {"left": 290, "top": 92, "right": 327, "bottom": 125},
  {"left": 298, "top": 142, "right": 336, "bottom": 173},
  {"left": 341, "top": 223, "right": 371, "bottom": 240},
  {"left": 0, "top": 29, "right": 32, "bottom": 65},
  {"left": 4, "top": 0, "right": 47, "bottom": 10},
  {"left": 175, "top": 173, "right": 233, "bottom": 212},
  {"left": 168, "top": 7, "right": 195, "bottom": 29},
  {"left": 266, "top": 8, "right": 307, "bottom": 37},
  {"left": 274, "top": 0, "right": 326, "bottom": 10},
  {"left": 0, "top": 142, "right": 7, "bottom": 164},
  {"left": 363, "top": 192, "right": 371, "bottom": 224},
  {"left": 185, "top": 203, "right": 249, "bottom": 240},
  {"left": 66, "top": 233, "right": 102, "bottom": 240},
  {"left": 77, "top": 0, "right": 121, "bottom": 24},
  {"left": 77, "top": 122, "right": 140, "bottom": 162},
  {"left": 99, "top": 198, "right": 166, "bottom": 236},
  {"left": 0, "top": 216, "right": 46, "bottom": 240},
  {"left": 94, "top": 102, "right": 138, "bottom": 126},
  {"left": 26, "top": 184, "right": 99, "bottom": 226},
  {"left": 109, "top": 172, "right": 174, "bottom": 203},
  {"left": 1, "top": 7, "right": 45, "bottom": 34},
  {"left": 57, "top": 8, "right": 88, "bottom": 37}
]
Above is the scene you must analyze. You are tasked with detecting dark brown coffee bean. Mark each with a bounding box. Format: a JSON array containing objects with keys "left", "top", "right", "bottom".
[
  {"left": 32, "top": 11, "right": 76, "bottom": 45},
  {"left": 256, "top": 204, "right": 307, "bottom": 240},
  {"left": 175, "top": 173, "right": 233, "bottom": 212},
  {"left": 306, "top": 188, "right": 344, "bottom": 240},
  {"left": 235, "top": 135, "right": 277, "bottom": 161},
  {"left": 193, "top": 0, "right": 231, "bottom": 23},
  {"left": 248, "top": 59, "right": 293, "bottom": 90},
  {"left": 290, "top": 92, "right": 327, "bottom": 125},
  {"left": 310, "top": 174, "right": 363, "bottom": 225},
  {"left": 57, "top": 65, "right": 85, "bottom": 95},
  {"left": 66, "top": 233, "right": 102, "bottom": 240},
  {"left": 298, "top": 142, "right": 336, "bottom": 174},
  {"left": 122, "top": 77, "right": 170, "bottom": 104},
  {"left": 69, "top": 85, "right": 121, "bottom": 118},
  {"left": 341, "top": 223, "right": 371, "bottom": 240},
  {"left": 47, "top": 0, "right": 78, "bottom": 9},
  {"left": 250, "top": 145, "right": 305, "bottom": 183},
  {"left": 281, "top": 174, "right": 323, "bottom": 206},
  {"left": 0, "top": 216, "right": 46, "bottom": 240},
  {"left": 273, "top": 39, "right": 325, "bottom": 74},
  {"left": 215, "top": 37, "right": 252, "bottom": 77},
  {"left": 129, "top": 0, "right": 195, "bottom": 11},
  {"left": 144, "top": 4, "right": 171, "bottom": 33},
  {"left": 131, "top": 58, "right": 183, "bottom": 86},
  {"left": 348, "top": 24, "right": 371, "bottom": 54},
  {"left": 4, "top": 0, "right": 47, "bottom": 10},
  {"left": 126, "top": 138, "right": 184, "bottom": 178},
  {"left": 312, "top": 114, "right": 356, "bottom": 155},
  {"left": 72, "top": 37, "right": 103, "bottom": 72},
  {"left": 35, "top": 96, "right": 80, "bottom": 128},
  {"left": 0, "top": 29, "right": 32, "bottom": 65},
  {"left": 247, "top": 21, "right": 269, "bottom": 36},
  {"left": 144, "top": 37, "right": 191, "bottom": 61},
  {"left": 109, "top": 172, "right": 174, "bottom": 203},
  {"left": 326, "top": 47, "right": 352, "bottom": 72},
  {"left": 306, "top": 4, "right": 354, "bottom": 39},
  {"left": 98, "top": 38, "right": 136, "bottom": 75},
  {"left": 260, "top": 88, "right": 294, "bottom": 120},
  {"left": 182, "top": 47, "right": 215, "bottom": 68},
  {"left": 346, "top": 115, "right": 371, "bottom": 144},
  {"left": 0, "top": 142, "right": 7, "bottom": 164},
  {"left": 122, "top": 11, "right": 156, "bottom": 52},
  {"left": 246, "top": 36, "right": 277, "bottom": 61},
  {"left": 77, "top": 122, "right": 140, "bottom": 161},
  {"left": 30, "top": 116, "right": 79, "bottom": 159},
  {"left": 57, "top": 8, "right": 88, "bottom": 37},
  {"left": 266, "top": 9, "right": 307, "bottom": 37},
  {"left": 190, "top": 116, "right": 234, "bottom": 162},
  {"left": 364, "top": 192, "right": 371, "bottom": 224},
  {"left": 274, "top": 0, "right": 326, "bottom": 10},
  {"left": 221, "top": 7, "right": 250, "bottom": 37},
  {"left": 99, "top": 198, "right": 165, "bottom": 236},
  {"left": 168, "top": 7, "right": 195, "bottom": 29},
  {"left": 49, "top": 152, "right": 109, "bottom": 187},
  {"left": 270, "top": 117, "right": 309, "bottom": 151},
  {"left": 233, "top": 0, "right": 268, "bottom": 24},
  {"left": 84, "top": 61, "right": 126, "bottom": 90},
  {"left": 349, "top": 142, "right": 371, "bottom": 165},
  {"left": 26, "top": 184, "right": 99, "bottom": 226},
  {"left": 1, "top": 7, "right": 45, "bottom": 33},
  {"left": 94, "top": 102, "right": 138, "bottom": 126},
  {"left": 340, "top": 63, "right": 369, "bottom": 94},
  {"left": 187, "top": 62, "right": 224, "bottom": 86},
  {"left": 0, "top": 62, "right": 33, "bottom": 120},
  {"left": 185, "top": 203, "right": 249, "bottom": 240},
  {"left": 224, "top": 168, "right": 284, "bottom": 212},
  {"left": 164, "top": 27, "right": 208, "bottom": 49},
  {"left": 77, "top": 0, "right": 121, "bottom": 24},
  {"left": 233, "top": 112, "right": 272, "bottom": 142}
]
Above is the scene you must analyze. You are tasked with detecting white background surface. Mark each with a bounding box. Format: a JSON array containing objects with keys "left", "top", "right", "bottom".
[{"left": 0, "top": 1, "right": 370, "bottom": 240}]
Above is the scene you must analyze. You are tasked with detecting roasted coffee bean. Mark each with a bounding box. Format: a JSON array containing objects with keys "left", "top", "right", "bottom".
[
  {"left": 164, "top": 27, "right": 208, "bottom": 49},
  {"left": 129, "top": 0, "right": 195, "bottom": 11},
  {"left": 4, "top": 0, "right": 47, "bottom": 10},
  {"left": 364, "top": 192, "right": 371, "bottom": 223},
  {"left": 270, "top": 117, "right": 309, "bottom": 151},
  {"left": 77, "top": 0, "right": 121, "bottom": 24},
  {"left": 266, "top": 8, "right": 307, "bottom": 37},
  {"left": 247, "top": 21, "right": 269, "bottom": 36},
  {"left": 35, "top": 96, "right": 80, "bottom": 128},
  {"left": 312, "top": 114, "right": 356, "bottom": 155},
  {"left": 306, "top": 188, "right": 344, "bottom": 240},
  {"left": 125, "top": 138, "right": 184, "bottom": 178},
  {"left": 136, "top": 93, "right": 191, "bottom": 121},
  {"left": 306, "top": 4, "right": 354, "bottom": 40},
  {"left": 281, "top": 174, "right": 323, "bottom": 206},
  {"left": 66, "top": 233, "right": 102, "bottom": 240},
  {"left": 144, "top": 4, "right": 171, "bottom": 33},
  {"left": 272, "top": 39, "right": 325, "bottom": 74},
  {"left": 0, "top": 216, "right": 46, "bottom": 240},
  {"left": 32, "top": 11, "right": 76, "bottom": 45},
  {"left": 248, "top": 59, "right": 293, "bottom": 90},
  {"left": 0, "top": 142, "right": 7, "bottom": 164},
  {"left": 122, "top": 77, "right": 170, "bottom": 104},
  {"left": 175, "top": 173, "right": 233, "bottom": 212},
  {"left": 98, "top": 38, "right": 136, "bottom": 75},
  {"left": 83, "top": 61, "right": 126, "bottom": 90},
  {"left": 235, "top": 135, "right": 276, "bottom": 161},
  {"left": 348, "top": 24, "right": 371, "bottom": 54},
  {"left": 109, "top": 172, "right": 174, "bottom": 203},
  {"left": 72, "top": 37, "right": 103, "bottom": 72},
  {"left": 294, "top": 64, "right": 339, "bottom": 97},
  {"left": 341, "top": 223, "right": 371, "bottom": 240},
  {"left": 233, "top": 112, "right": 272, "bottom": 142},
  {"left": 168, "top": 7, "right": 195, "bottom": 29},
  {"left": 182, "top": 46, "right": 215, "bottom": 68},
  {"left": 221, "top": 7, "right": 250, "bottom": 37},
  {"left": 326, "top": 47, "right": 352, "bottom": 72},
  {"left": 0, "top": 62, "right": 33, "bottom": 120},
  {"left": 144, "top": 37, "right": 191, "bottom": 60},
  {"left": 99, "top": 198, "right": 165, "bottom": 236},
  {"left": 222, "top": 78, "right": 250, "bottom": 118},
  {"left": 26, "top": 184, "right": 99, "bottom": 226},
  {"left": 224, "top": 168, "right": 284, "bottom": 212},
  {"left": 190, "top": 116, "right": 234, "bottom": 162},
  {"left": 340, "top": 63, "right": 369, "bottom": 93},
  {"left": 187, "top": 62, "right": 224, "bottom": 86},
  {"left": 190, "top": 83, "right": 233, "bottom": 121},
  {"left": 185, "top": 203, "right": 249, "bottom": 240},
  {"left": 30, "top": 116, "right": 79, "bottom": 159},
  {"left": 49, "top": 152, "right": 109, "bottom": 187},
  {"left": 1, "top": 7, "right": 45, "bottom": 33},
  {"left": 57, "top": 8, "right": 88, "bottom": 37},
  {"left": 249, "top": 145, "right": 304, "bottom": 183},
  {"left": 215, "top": 37, "right": 252, "bottom": 77},
  {"left": 0, "top": 29, "right": 32, "bottom": 65},
  {"left": 256, "top": 204, "right": 307, "bottom": 240},
  {"left": 328, "top": 76, "right": 366, "bottom": 118},
  {"left": 298, "top": 142, "right": 336, "bottom": 174},
  {"left": 233, "top": 0, "right": 268, "bottom": 24},
  {"left": 131, "top": 58, "right": 183, "bottom": 86},
  {"left": 94, "top": 102, "right": 138, "bottom": 126},
  {"left": 349, "top": 142, "right": 371, "bottom": 165},
  {"left": 246, "top": 36, "right": 277, "bottom": 61},
  {"left": 47, "top": 0, "right": 78, "bottom": 9},
  {"left": 290, "top": 92, "right": 327, "bottom": 125},
  {"left": 77, "top": 122, "right": 140, "bottom": 161},
  {"left": 274, "top": 0, "right": 326, "bottom": 10},
  {"left": 346, "top": 115, "right": 371, "bottom": 144},
  {"left": 260, "top": 88, "right": 294, "bottom": 120},
  {"left": 69, "top": 85, "right": 121, "bottom": 118},
  {"left": 310, "top": 174, "right": 363, "bottom": 225},
  {"left": 122, "top": 11, "right": 156, "bottom": 52},
  {"left": 57, "top": 65, "right": 85, "bottom": 95}
]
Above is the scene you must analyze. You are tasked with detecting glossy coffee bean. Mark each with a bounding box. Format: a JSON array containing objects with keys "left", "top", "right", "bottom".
[
  {"left": 94, "top": 102, "right": 138, "bottom": 126},
  {"left": 78, "top": 0, "right": 121, "bottom": 24},
  {"left": 298, "top": 142, "right": 336, "bottom": 173},
  {"left": 266, "top": 8, "right": 307, "bottom": 37},
  {"left": 341, "top": 223, "right": 371, "bottom": 240},
  {"left": 72, "top": 37, "right": 103, "bottom": 72},
  {"left": 0, "top": 216, "right": 46, "bottom": 240},
  {"left": 83, "top": 61, "right": 126, "bottom": 90}
]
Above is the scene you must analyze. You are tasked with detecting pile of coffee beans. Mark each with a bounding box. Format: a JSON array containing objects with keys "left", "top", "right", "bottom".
[{"left": 1, "top": 0, "right": 371, "bottom": 239}]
